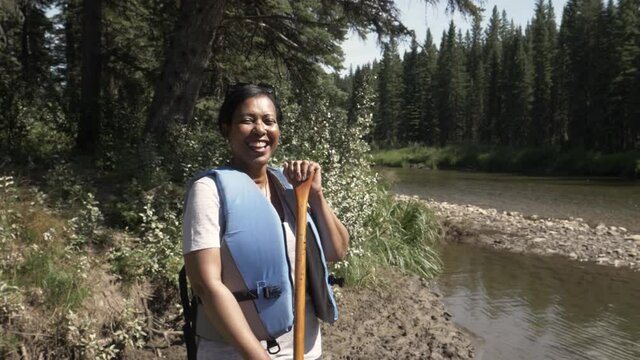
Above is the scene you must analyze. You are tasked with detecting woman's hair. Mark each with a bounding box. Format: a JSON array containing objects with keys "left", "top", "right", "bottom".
[{"left": 217, "top": 83, "right": 283, "bottom": 137}]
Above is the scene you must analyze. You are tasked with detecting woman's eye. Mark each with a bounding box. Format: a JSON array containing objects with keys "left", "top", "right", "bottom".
[
  {"left": 264, "top": 118, "right": 276, "bottom": 125},
  {"left": 241, "top": 117, "right": 254, "bottom": 123}
]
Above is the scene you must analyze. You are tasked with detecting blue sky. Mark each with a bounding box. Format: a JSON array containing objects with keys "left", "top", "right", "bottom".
[{"left": 339, "top": 0, "right": 568, "bottom": 74}]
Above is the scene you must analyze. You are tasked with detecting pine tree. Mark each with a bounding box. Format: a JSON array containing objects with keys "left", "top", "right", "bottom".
[
  {"left": 417, "top": 30, "right": 439, "bottom": 145},
  {"left": 375, "top": 38, "right": 403, "bottom": 145},
  {"left": 501, "top": 26, "right": 532, "bottom": 146},
  {"left": 611, "top": 0, "right": 640, "bottom": 151},
  {"left": 529, "top": 0, "right": 554, "bottom": 146},
  {"left": 466, "top": 15, "right": 484, "bottom": 143},
  {"left": 482, "top": 6, "right": 502, "bottom": 144},
  {"left": 436, "top": 22, "right": 467, "bottom": 146},
  {"left": 400, "top": 39, "right": 422, "bottom": 144}
]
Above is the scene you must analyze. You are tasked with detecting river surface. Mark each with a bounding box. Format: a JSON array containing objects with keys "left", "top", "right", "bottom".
[
  {"left": 439, "top": 244, "right": 640, "bottom": 360},
  {"left": 379, "top": 167, "right": 640, "bottom": 232},
  {"left": 380, "top": 167, "right": 640, "bottom": 359}
]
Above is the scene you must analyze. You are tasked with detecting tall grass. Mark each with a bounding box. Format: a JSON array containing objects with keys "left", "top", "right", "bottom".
[
  {"left": 342, "top": 191, "right": 443, "bottom": 285},
  {"left": 373, "top": 145, "right": 640, "bottom": 178}
]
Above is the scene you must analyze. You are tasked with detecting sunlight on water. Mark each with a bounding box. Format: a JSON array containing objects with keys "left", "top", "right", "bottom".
[
  {"left": 437, "top": 244, "right": 640, "bottom": 360},
  {"left": 380, "top": 167, "right": 640, "bottom": 232}
]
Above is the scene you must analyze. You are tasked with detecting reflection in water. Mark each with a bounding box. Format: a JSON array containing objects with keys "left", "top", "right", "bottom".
[
  {"left": 380, "top": 167, "right": 640, "bottom": 232},
  {"left": 437, "top": 244, "right": 640, "bottom": 360}
]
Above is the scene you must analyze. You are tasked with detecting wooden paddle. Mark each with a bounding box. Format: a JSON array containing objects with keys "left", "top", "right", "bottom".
[{"left": 293, "top": 173, "right": 314, "bottom": 360}]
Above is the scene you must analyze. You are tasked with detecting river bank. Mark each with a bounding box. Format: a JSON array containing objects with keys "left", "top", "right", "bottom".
[
  {"left": 373, "top": 146, "right": 640, "bottom": 178},
  {"left": 323, "top": 272, "right": 475, "bottom": 360},
  {"left": 397, "top": 195, "right": 640, "bottom": 270}
]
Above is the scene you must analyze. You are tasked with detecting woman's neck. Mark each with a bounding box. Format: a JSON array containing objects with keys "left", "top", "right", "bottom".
[{"left": 230, "top": 159, "right": 268, "bottom": 186}]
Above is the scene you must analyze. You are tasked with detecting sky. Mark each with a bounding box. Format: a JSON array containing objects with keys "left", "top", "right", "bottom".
[{"left": 339, "top": 0, "right": 569, "bottom": 75}]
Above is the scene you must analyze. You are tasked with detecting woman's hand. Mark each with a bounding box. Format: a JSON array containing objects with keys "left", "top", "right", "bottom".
[
  {"left": 283, "top": 160, "right": 323, "bottom": 197},
  {"left": 282, "top": 159, "right": 349, "bottom": 262}
]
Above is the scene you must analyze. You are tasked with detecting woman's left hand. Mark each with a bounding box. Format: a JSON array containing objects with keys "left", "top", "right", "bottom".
[{"left": 283, "top": 160, "right": 322, "bottom": 196}]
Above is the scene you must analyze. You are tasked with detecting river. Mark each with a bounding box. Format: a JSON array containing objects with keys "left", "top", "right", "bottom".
[
  {"left": 380, "top": 167, "right": 640, "bottom": 360},
  {"left": 380, "top": 167, "right": 640, "bottom": 232}
]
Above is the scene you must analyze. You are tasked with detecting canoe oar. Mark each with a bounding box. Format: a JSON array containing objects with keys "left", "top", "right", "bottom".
[{"left": 293, "top": 174, "right": 314, "bottom": 360}]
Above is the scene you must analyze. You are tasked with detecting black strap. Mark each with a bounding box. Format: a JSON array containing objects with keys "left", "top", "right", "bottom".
[
  {"left": 328, "top": 274, "right": 345, "bottom": 287},
  {"left": 266, "top": 339, "right": 281, "bottom": 354},
  {"left": 232, "top": 286, "right": 283, "bottom": 302},
  {"left": 179, "top": 266, "right": 198, "bottom": 360}
]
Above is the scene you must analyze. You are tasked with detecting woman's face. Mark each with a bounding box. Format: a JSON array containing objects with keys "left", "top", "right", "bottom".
[{"left": 226, "top": 95, "right": 280, "bottom": 171}]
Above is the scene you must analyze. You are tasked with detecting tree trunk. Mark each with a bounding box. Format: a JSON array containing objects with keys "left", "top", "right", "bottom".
[
  {"left": 77, "top": 0, "right": 102, "bottom": 154},
  {"left": 144, "top": 0, "right": 227, "bottom": 141}
]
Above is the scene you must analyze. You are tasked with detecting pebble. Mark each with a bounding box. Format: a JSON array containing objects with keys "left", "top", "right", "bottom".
[
  {"left": 404, "top": 196, "right": 640, "bottom": 271},
  {"left": 624, "top": 235, "right": 640, "bottom": 242}
]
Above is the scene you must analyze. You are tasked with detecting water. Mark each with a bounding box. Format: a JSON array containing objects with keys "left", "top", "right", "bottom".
[
  {"left": 380, "top": 167, "right": 640, "bottom": 359},
  {"left": 439, "top": 244, "right": 640, "bottom": 360},
  {"left": 379, "top": 167, "right": 640, "bottom": 232}
]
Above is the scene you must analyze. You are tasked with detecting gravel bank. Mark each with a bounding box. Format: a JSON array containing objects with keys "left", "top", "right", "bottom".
[{"left": 398, "top": 195, "right": 640, "bottom": 270}]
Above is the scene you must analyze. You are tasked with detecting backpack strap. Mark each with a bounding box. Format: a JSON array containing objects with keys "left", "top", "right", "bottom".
[{"left": 179, "top": 266, "right": 198, "bottom": 360}]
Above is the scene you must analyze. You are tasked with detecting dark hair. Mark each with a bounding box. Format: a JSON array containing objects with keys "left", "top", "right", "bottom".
[{"left": 217, "top": 83, "right": 283, "bottom": 137}]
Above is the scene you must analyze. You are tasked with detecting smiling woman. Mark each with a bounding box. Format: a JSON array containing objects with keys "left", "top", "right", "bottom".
[{"left": 181, "top": 83, "right": 349, "bottom": 360}]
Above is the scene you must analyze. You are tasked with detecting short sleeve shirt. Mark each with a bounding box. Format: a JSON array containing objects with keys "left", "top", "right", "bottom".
[{"left": 182, "top": 176, "right": 322, "bottom": 359}]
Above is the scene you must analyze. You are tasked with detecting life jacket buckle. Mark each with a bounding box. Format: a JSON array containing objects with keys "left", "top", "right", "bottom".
[{"left": 263, "top": 286, "right": 282, "bottom": 299}]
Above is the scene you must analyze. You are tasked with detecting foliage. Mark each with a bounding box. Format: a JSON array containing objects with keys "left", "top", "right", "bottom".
[
  {"left": 352, "top": 0, "right": 640, "bottom": 152},
  {"left": 372, "top": 145, "right": 640, "bottom": 177}
]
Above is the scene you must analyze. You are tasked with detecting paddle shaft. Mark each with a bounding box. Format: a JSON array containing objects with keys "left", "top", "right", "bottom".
[{"left": 293, "top": 177, "right": 313, "bottom": 360}]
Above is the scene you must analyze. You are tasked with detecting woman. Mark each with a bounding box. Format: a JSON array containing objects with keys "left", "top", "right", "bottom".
[{"left": 182, "top": 83, "right": 349, "bottom": 359}]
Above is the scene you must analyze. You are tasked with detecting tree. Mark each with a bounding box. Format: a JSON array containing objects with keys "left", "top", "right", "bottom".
[
  {"left": 417, "top": 30, "right": 439, "bottom": 145},
  {"left": 482, "top": 6, "right": 502, "bottom": 144},
  {"left": 77, "top": 0, "right": 102, "bottom": 154},
  {"left": 142, "top": 0, "right": 482, "bottom": 144},
  {"left": 400, "top": 39, "right": 422, "bottom": 144},
  {"left": 529, "top": 0, "right": 554, "bottom": 146},
  {"left": 375, "top": 38, "right": 403, "bottom": 145},
  {"left": 436, "top": 22, "right": 467, "bottom": 145},
  {"left": 465, "top": 15, "right": 484, "bottom": 143},
  {"left": 610, "top": 0, "right": 640, "bottom": 150}
]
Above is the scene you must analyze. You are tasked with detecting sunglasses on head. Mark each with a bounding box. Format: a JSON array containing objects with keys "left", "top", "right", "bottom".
[{"left": 225, "top": 82, "right": 276, "bottom": 97}]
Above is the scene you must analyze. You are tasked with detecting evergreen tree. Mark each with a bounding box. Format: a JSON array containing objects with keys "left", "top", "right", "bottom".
[
  {"left": 436, "top": 22, "right": 467, "bottom": 146},
  {"left": 417, "top": 30, "right": 439, "bottom": 145},
  {"left": 529, "top": 0, "right": 554, "bottom": 146},
  {"left": 501, "top": 26, "right": 532, "bottom": 146},
  {"left": 400, "top": 39, "right": 422, "bottom": 144},
  {"left": 482, "top": 6, "right": 502, "bottom": 144},
  {"left": 465, "top": 15, "right": 484, "bottom": 143},
  {"left": 611, "top": 0, "right": 640, "bottom": 150},
  {"left": 375, "top": 38, "right": 403, "bottom": 145}
]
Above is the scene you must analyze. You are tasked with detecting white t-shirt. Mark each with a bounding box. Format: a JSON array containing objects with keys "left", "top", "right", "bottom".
[{"left": 182, "top": 176, "right": 322, "bottom": 360}]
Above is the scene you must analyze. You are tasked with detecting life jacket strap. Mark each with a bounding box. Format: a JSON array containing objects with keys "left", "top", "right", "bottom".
[
  {"left": 328, "top": 274, "right": 345, "bottom": 287},
  {"left": 266, "top": 339, "right": 281, "bottom": 354},
  {"left": 232, "top": 286, "right": 283, "bottom": 302},
  {"left": 179, "top": 266, "right": 198, "bottom": 360}
]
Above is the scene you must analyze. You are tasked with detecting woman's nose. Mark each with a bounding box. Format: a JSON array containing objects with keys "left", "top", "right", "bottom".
[{"left": 252, "top": 120, "right": 267, "bottom": 135}]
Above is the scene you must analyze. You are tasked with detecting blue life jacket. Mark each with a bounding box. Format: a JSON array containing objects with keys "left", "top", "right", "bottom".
[{"left": 185, "top": 166, "right": 338, "bottom": 344}]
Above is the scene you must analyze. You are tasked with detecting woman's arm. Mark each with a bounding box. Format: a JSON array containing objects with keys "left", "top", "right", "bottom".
[
  {"left": 185, "top": 249, "right": 270, "bottom": 360},
  {"left": 283, "top": 160, "right": 349, "bottom": 262},
  {"left": 183, "top": 180, "right": 269, "bottom": 359}
]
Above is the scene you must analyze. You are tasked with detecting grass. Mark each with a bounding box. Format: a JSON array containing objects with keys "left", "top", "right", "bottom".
[
  {"left": 372, "top": 145, "right": 640, "bottom": 178},
  {"left": 343, "top": 191, "right": 443, "bottom": 286},
  {"left": 1, "top": 177, "right": 89, "bottom": 312}
]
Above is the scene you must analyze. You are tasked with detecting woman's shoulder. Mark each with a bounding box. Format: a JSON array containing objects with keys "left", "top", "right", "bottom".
[{"left": 188, "top": 175, "right": 219, "bottom": 202}]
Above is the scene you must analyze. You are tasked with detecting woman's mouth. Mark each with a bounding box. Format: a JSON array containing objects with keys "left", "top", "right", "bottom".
[{"left": 247, "top": 140, "right": 270, "bottom": 152}]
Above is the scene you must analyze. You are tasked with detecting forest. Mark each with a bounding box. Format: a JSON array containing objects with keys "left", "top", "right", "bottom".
[
  {"left": 349, "top": 0, "right": 640, "bottom": 152},
  {"left": 0, "top": 0, "right": 638, "bottom": 357},
  {"left": 0, "top": 0, "right": 478, "bottom": 357}
]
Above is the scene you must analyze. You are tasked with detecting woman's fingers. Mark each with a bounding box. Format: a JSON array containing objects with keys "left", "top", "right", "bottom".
[{"left": 283, "top": 160, "right": 319, "bottom": 182}]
